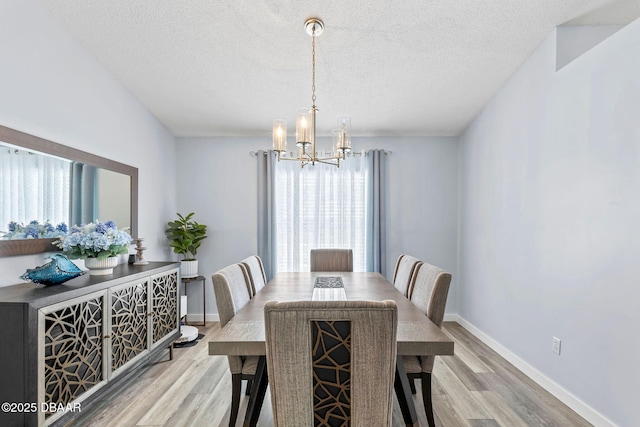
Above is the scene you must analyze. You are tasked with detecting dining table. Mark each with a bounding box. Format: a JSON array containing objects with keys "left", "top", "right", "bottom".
[{"left": 208, "top": 271, "right": 454, "bottom": 426}]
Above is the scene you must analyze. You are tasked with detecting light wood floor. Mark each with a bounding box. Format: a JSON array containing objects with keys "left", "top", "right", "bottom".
[{"left": 65, "top": 322, "right": 591, "bottom": 427}]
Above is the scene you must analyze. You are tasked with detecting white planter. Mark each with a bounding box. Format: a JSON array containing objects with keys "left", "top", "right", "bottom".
[
  {"left": 181, "top": 260, "right": 199, "bottom": 278},
  {"left": 85, "top": 256, "right": 119, "bottom": 275}
]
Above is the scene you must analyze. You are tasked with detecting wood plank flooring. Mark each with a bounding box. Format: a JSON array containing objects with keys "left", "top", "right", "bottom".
[{"left": 64, "top": 322, "right": 591, "bottom": 426}]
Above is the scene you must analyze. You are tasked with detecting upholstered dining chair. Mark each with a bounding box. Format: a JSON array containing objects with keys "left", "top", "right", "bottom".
[
  {"left": 310, "top": 248, "right": 354, "bottom": 272},
  {"left": 392, "top": 254, "right": 423, "bottom": 296},
  {"left": 402, "top": 262, "right": 452, "bottom": 427},
  {"left": 241, "top": 255, "right": 267, "bottom": 295},
  {"left": 264, "top": 300, "right": 398, "bottom": 426},
  {"left": 211, "top": 263, "right": 258, "bottom": 427}
]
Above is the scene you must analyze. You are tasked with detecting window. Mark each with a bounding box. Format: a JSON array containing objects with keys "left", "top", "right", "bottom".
[
  {"left": 0, "top": 145, "right": 71, "bottom": 230},
  {"left": 274, "top": 155, "right": 367, "bottom": 272}
]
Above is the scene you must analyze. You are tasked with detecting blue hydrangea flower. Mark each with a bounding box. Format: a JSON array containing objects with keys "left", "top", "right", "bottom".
[
  {"left": 4, "top": 220, "right": 69, "bottom": 239},
  {"left": 95, "top": 222, "right": 109, "bottom": 234},
  {"left": 24, "top": 224, "right": 40, "bottom": 238}
]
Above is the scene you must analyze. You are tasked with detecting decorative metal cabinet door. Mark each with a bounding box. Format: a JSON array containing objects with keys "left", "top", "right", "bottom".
[
  {"left": 38, "top": 291, "right": 107, "bottom": 426},
  {"left": 150, "top": 269, "right": 179, "bottom": 347},
  {"left": 108, "top": 279, "right": 150, "bottom": 377}
]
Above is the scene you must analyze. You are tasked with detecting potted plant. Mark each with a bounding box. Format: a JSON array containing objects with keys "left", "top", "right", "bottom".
[
  {"left": 54, "top": 220, "right": 132, "bottom": 275},
  {"left": 165, "top": 212, "right": 208, "bottom": 278}
]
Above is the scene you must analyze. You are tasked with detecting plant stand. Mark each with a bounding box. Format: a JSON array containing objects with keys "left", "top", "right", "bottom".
[{"left": 182, "top": 275, "right": 206, "bottom": 326}]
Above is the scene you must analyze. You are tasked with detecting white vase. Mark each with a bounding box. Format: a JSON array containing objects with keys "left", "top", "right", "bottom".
[
  {"left": 85, "top": 256, "right": 119, "bottom": 275},
  {"left": 181, "top": 260, "right": 199, "bottom": 278}
]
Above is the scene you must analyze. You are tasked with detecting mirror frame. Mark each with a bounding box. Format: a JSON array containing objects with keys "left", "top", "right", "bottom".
[{"left": 0, "top": 125, "right": 138, "bottom": 257}]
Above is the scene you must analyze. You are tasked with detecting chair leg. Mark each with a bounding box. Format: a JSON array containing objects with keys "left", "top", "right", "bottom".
[
  {"left": 230, "top": 373, "right": 241, "bottom": 427},
  {"left": 245, "top": 379, "right": 253, "bottom": 395},
  {"left": 421, "top": 372, "right": 435, "bottom": 427},
  {"left": 409, "top": 377, "right": 417, "bottom": 394}
]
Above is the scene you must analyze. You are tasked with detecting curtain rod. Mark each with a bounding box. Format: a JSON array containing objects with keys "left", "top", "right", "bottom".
[{"left": 249, "top": 150, "right": 392, "bottom": 157}]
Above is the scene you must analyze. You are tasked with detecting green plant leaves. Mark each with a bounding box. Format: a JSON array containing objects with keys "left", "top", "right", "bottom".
[{"left": 165, "top": 212, "right": 208, "bottom": 260}]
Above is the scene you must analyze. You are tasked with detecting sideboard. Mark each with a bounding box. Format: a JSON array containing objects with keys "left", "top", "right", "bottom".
[{"left": 0, "top": 261, "right": 180, "bottom": 427}]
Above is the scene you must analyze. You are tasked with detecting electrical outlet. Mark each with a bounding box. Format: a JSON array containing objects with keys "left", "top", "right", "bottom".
[{"left": 552, "top": 337, "right": 561, "bottom": 355}]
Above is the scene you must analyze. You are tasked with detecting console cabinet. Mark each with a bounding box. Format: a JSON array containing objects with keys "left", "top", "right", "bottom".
[{"left": 0, "top": 262, "right": 180, "bottom": 427}]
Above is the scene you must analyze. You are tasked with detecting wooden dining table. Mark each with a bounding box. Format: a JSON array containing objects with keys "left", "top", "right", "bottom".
[{"left": 208, "top": 272, "right": 454, "bottom": 426}]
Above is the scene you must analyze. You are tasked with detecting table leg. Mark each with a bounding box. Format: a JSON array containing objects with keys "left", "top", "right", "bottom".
[
  {"left": 182, "top": 280, "right": 189, "bottom": 326},
  {"left": 243, "top": 356, "right": 268, "bottom": 427},
  {"left": 394, "top": 355, "right": 418, "bottom": 427},
  {"left": 202, "top": 277, "right": 206, "bottom": 326}
]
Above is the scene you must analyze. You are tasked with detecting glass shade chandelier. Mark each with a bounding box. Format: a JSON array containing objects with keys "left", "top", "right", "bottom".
[{"left": 272, "top": 18, "right": 352, "bottom": 168}]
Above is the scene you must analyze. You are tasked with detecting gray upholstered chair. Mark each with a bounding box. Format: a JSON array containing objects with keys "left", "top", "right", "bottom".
[
  {"left": 392, "top": 254, "right": 423, "bottom": 296},
  {"left": 402, "top": 262, "right": 452, "bottom": 427},
  {"left": 310, "top": 248, "right": 354, "bottom": 272},
  {"left": 241, "top": 255, "right": 267, "bottom": 295},
  {"left": 264, "top": 300, "right": 398, "bottom": 426},
  {"left": 212, "top": 263, "right": 258, "bottom": 427}
]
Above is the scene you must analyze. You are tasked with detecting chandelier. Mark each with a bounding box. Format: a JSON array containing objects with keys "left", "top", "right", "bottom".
[{"left": 272, "top": 18, "right": 352, "bottom": 168}]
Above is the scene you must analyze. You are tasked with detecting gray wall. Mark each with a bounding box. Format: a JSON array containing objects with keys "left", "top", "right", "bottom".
[
  {"left": 0, "top": 0, "right": 178, "bottom": 287},
  {"left": 175, "top": 136, "right": 459, "bottom": 320},
  {"left": 458, "top": 23, "right": 640, "bottom": 427}
]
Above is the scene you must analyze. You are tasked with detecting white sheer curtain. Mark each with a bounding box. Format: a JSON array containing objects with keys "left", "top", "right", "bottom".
[
  {"left": 274, "top": 154, "right": 368, "bottom": 272},
  {"left": 0, "top": 146, "right": 71, "bottom": 230}
]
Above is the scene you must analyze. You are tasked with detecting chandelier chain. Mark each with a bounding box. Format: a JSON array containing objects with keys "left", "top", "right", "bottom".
[{"left": 311, "top": 28, "right": 316, "bottom": 105}]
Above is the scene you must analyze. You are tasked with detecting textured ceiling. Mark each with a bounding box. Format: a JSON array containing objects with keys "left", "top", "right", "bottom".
[{"left": 37, "top": 0, "right": 640, "bottom": 137}]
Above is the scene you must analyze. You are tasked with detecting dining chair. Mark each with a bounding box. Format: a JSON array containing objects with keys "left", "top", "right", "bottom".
[
  {"left": 402, "top": 262, "right": 452, "bottom": 427},
  {"left": 310, "top": 248, "right": 354, "bottom": 272},
  {"left": 241, "top": 255, "right": 267, "bottom": 295},
  {"left": 211, "top": 263, "right": 258, "bottom": 427},
  {"left": 392, "top": 254, "right": 423, "bottom": 296},
  {"left": 264, "top": 300, "right": 398, "bottom": 426}
]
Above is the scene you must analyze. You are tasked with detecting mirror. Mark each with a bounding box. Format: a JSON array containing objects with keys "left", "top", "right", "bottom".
[{"left": 0, "top": 125, "right": 138, "bottom": 256}]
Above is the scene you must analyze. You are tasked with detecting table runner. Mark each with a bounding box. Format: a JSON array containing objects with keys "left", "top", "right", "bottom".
[{"left": 314, "top": 276, "right": 344, "bottom": 288}]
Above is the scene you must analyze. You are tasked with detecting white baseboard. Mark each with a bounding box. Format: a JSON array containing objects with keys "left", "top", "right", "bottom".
[
  {"left": 447, "top": 314, "right": 616, "bottom": 427},
  {"left": 443, "top": 313, "right": 459, "bottom": 322}
]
